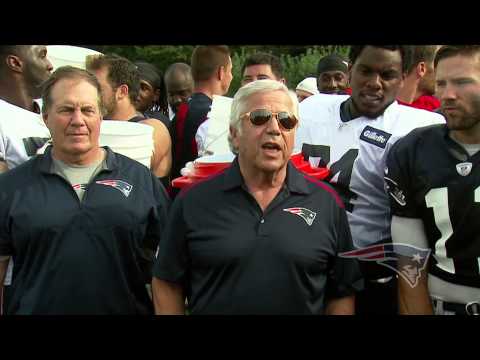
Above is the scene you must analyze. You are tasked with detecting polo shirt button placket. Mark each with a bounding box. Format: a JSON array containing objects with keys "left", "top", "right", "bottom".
[{"left": 258, "top": 217, "right": 269, "bottom": 236}]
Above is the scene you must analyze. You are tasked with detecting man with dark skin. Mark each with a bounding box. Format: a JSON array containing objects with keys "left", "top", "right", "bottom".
[
  {"left": 316, "top": 53, "right": 349, "bottom": 94},
  {"left": 296, "top": 45, "right": 444, "bottom": 314},
  {"left": 164, "top": 63, "right": 194, "bottom": 117},
  {"left": 0, "top": 45, "right": 53, "bottom": 172},
  {"left": 0, "top": 45, "right": 53, "bottom": 312}
]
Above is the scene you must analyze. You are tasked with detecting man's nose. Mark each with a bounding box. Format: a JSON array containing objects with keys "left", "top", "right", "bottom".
[
  {"left": 438, "top": 82, "right": 457, "bottom": 101},
  {"left": 327, "top": 78, "right": 337, "bottom": 89},
  {"left": 71, "top": 108, "right": 86, "bottom": 125},
  {"left": 265, "top": 114, "right": 282, "bottom": 134},
  {"left": 366, "top": 74, "right": 381, "bottom": 90},
  {"left": 46, "top": 58, "right": 54, "bottom": 73}
]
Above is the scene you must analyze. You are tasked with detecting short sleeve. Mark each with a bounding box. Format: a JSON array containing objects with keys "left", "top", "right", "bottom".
[
  {"left": 385, "top": 137, "right": 420, "bottom": 218},
  {"left": 326, "top": 206, "right": 364, "bottom": 298},
  {"left": 152, "top": 193, "right": 188, "bottom": 286}
]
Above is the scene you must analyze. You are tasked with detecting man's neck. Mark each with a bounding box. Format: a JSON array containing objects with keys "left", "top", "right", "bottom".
[
  {"left": 108, "top": 103, "right": 140, "bottom": 121},
  {"left": 52, "top": 147, "right": 105, "bottom": 167},
  {"left": 450, "top": 124, "right": 480, "bottom": 145},
  {"left": 239, "top": 160, "right": 286, "bottom": 212},
  {"left": 397, "top": 77, "right": 418, "bottom": 104},
  {"left": 238, "top": 157, "right": 286, "bottom": 192},
  {"left": 193, "top": 81, "right": 223, "bottom": 100},
  {"left": 0, "top": 82, "right": 37, "bottom": 113}
]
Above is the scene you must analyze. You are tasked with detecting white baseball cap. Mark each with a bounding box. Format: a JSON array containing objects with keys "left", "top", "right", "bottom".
[{"left": 296, "top": 77, "right": 319, "bottom": 95}]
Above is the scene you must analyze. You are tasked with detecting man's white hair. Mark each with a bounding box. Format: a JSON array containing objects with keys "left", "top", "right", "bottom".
[{"left": 228, "top": 79, "right": 299, "bottom": 154}]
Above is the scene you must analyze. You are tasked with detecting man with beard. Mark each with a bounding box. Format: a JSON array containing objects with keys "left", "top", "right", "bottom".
[
  {"left": 0, "top": 45, "right": 53, "bottom": 312},
  {"left": 164, "top": 63, "right": 194, "bottom": 120},
  {"left": 386, "top": 45, "right": 480, "bottom": 315},
  {"left": 295, "top": 45, "right": 444, "bottom": 314},
  {"left": 397, "top": 45, "right": 441, "bottom": 111},
  {"left": 87, "top": 54, "right": 172, "bottom": 182}
]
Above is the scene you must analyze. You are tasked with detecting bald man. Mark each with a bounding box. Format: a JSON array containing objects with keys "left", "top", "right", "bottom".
[{"left": 164, "top": 63, "right": 194, "bottom": 119}]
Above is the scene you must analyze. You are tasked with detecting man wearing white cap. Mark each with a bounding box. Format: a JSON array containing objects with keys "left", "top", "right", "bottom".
[{"left": 296, "top": 77, "right": 319, "bottom": 103}]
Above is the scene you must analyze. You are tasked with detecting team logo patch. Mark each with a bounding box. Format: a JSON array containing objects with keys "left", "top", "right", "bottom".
[
  {"left": 339, "top": 243, "right": 431, "bottom": 288},
  {"left": 96, "top": 179, "right": 133, "bottom": 197},
  {"left": 283, "top": 207, "right": 316, "bottom": 226},
  {"left": 360, "top": 126, "right": 392, "bottom": 149},
  {"left": 384, "top": 176, "right": 406, "bottom": 206},
  {"left": 72, "top": 183, "right": 87, "bottom": 191},
  {"left": 456, "top": 162, "right": 472, "bottom": 176}
]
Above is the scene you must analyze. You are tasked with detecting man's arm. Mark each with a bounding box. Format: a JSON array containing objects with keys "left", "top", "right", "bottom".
[
  {"left": 325, "top": 295, "right": 355, "bottom": 315},
  {"left": 141, "top": 119, "right": 172, "bottom": 178},
  {"left": 392, "top": 216, "right": 433, "bottom": 315},
  {"left": 0, "top": 160, "right": 8, "bottom": 174},
  {"left": 152, "top": 277, "right": 185, "bottom": 315},
  {"left": 0, "top": 256, "right": 10, "bottom": 315}
]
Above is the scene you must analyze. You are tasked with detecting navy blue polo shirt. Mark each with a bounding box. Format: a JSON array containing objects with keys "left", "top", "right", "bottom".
[
  {"left": 0, "top": 146, "right": 169, "bottom": 314},
  {"left": 153, "top": 158, "right": 363, "bottom": 314}
]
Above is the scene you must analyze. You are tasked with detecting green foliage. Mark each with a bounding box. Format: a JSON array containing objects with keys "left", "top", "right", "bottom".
[
  {"left": 94, "top": 45, "right": 195, "bottom": 74},
  {"left": 91, "top": 45, "right": 350, "bottom": 94}
]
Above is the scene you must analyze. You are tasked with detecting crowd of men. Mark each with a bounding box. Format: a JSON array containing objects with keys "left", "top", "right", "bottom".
[{"left": 0, "top": 44, "right": 479, "bottom": 315}]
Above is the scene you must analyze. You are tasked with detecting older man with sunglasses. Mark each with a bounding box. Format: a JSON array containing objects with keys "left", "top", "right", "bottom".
[{"left": 151, "top": 80, "right": 363, "bottom": 315}]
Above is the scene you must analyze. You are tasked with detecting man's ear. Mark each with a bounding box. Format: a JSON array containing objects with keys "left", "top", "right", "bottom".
[
  {"left": 347, "top": 63, "right": 353, "bottom": 83},
  {"left": 116, "top": 84, "right": 129, "bottom": 100},
  {"left": 5, "top": 54, "right": 23, "bottom": 73},
  {"left": 229, "top": 125, "right": 240, "bottom": 150},
  {"left": 416, "top": 61, "right": 427, "bottom": 78},
  {"left": 217, "top": 66, "right": 225, "bottom": 81}
]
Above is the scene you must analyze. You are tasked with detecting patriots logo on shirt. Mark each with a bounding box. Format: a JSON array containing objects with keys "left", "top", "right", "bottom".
[
  {"left": 72, "top": 183, "right": 87, "bottom": 191},
  {"left": 339, "top": 243, "right": 431, "bottom": 288},
  {"left": 96, "top": 179, "right": 133, "bottom": 198},
  {"left": 283, "top": 207, "right": 316, "bottom": 226},
  {"left": 456, "top": 162, "right": 472, "bottom": 177}
]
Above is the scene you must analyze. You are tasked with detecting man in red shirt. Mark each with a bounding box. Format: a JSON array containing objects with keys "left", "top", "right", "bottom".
[{"left": 397, "top": 45, "right": 441, "bottom": 112}]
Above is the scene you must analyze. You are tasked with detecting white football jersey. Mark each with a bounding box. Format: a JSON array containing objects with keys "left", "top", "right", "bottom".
[
  {"left": 0, "top": 98, "right": 51, "bottom": 169},
  {"left": 295, "top": 94, "right": 445, "bottom": 248},
  {"left": 0, "top": 98, "right": 51, "bottom": 286}
]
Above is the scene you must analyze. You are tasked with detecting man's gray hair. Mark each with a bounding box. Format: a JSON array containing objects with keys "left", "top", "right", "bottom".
[{"left": 228, "top": 79, "right": 299, "bottom": 154}]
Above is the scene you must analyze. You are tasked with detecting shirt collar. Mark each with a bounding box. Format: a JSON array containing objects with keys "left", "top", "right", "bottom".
[
  {"left": 222, "top": 156, "right": 311, "bottom": 195},
  {"left": 38, "top": 145, "right": 117, "bottom": 174}
]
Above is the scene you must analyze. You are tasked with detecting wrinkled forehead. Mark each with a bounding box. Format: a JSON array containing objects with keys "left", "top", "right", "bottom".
[
  {"left": 243, "top": 89, "right": 294, "bottom": 112},
  {"left": 50, "top": 78, "right": 100, "bottom": 104}
]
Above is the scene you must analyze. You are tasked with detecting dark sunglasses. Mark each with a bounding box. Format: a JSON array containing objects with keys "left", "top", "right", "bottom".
[{"left": 241, "top": 109, "right": 298, "bottom": 131}]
